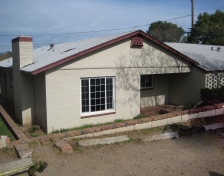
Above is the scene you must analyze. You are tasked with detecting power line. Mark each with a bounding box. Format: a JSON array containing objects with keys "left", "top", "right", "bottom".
[
  {"left": 164, "top": 15, "right": 193, "bottom": 21},
  {"left": 0, "top": 14, "right": 197, "bottom": 37}
]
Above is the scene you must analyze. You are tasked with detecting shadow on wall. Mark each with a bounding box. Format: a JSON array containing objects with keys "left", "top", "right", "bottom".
[
  {"left": 209, "top": 171, "right": 224, "bottom": 176},
  {"left": 114, "top": 45, "right": 185, "bottom": 106},
  {"left": 140, "top": 94, "right": 165, "bottom": 106}
]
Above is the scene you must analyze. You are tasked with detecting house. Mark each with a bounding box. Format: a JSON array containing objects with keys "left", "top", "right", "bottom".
[{"left": 0, "top": 30, "right": 223, "bottom": 133}]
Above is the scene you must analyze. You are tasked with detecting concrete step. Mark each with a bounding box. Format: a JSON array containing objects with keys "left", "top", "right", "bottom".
[
  {"left": 203, "top": 122, "right": 224, "bottom": 130},
  {"left": 14, "top": 143, "right": 33, "bottom": 159},
  {"left": 78, "top": 135, "right": 129, "bottom": 146},
  {"left": 0, "top": 158, "right": 33, "bottom": 175},
  {"left": 145, "top": 132, "right": 179, "bottom": 142}
]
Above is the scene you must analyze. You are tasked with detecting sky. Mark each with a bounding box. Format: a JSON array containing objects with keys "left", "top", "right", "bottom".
[{"left": 0, "top": 0, "right": 224, "bottom": 53}]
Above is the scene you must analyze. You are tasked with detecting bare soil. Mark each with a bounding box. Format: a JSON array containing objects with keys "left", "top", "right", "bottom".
[
  {"left": 1, "top": 105, "right": 224, "bottom": 175},
  {"left": 1, "top": 128, "right": 224, "bottom": 176}
]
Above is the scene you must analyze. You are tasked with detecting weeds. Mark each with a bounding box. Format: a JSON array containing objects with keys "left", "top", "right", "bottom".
[
  {"left": 28, "top": 126, "right": 38, "bottom": 133},
  {"left": 2, "top": 147, "right": 15, "bottom": 153},
  {"left": 73, "top": 146, "right": 83, "bottom": 153},
  {"left": 113, "top": 119, "right": 125, "bottom": 123},
  {"left": 51, "top": 120, "right": 126, "bottom": 134},
  {"left": 133, "top": 114, "right": 147, "bottom": 119},
  {"left": 51, "top": 124, "right": 95, "bottom": 134},
  {"left": 163, "top": 124, "right": 179, "bottom": 133},
  {"left": 0, "top": 116, "right": 15, "bottom": 140},
  {"left": 26, "top": 125, "right": 40, "bottom": 138},
  {"left": 141, "top": 126, "right": 164, "bottom": 135},
  {"left": 182, "top": 104, "right": 194, "bottom": 110},
  {"left": 28, "top": 141, "right": 39, "bottom": 148}
]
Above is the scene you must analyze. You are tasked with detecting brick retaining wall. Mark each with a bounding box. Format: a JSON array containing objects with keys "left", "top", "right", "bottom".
[{"left": 1, "top": 104, "right": 224, "bottom": 146}]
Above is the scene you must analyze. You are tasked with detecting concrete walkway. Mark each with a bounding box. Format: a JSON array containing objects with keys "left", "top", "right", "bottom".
[
  {"left": 78, "top": 135, "right": 129, "bottom": 146},
  {"left": 0, "top": 158, "right": 33, "bottom": 175}
]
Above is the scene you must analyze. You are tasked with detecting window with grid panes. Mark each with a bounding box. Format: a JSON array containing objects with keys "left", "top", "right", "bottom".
[
  {"left": 81, "top": 77, "right": 114, "bottom": 113},
  {"left": 141, "top": 75, "right": 153, "bottom": 89}
]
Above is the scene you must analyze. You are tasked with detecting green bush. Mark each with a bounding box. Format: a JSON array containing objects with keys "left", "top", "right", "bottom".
[{"left": 200, "top": 86, "right": 224, "bottom": 101}]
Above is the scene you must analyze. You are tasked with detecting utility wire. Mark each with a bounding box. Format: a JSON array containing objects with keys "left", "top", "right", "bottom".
[{"left": 0, "top": 14, "right": 197, "bottom": 37}]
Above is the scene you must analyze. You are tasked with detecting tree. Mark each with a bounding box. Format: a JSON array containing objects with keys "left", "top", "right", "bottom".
[
  {"left": 0, "top": 51, "right": 12, "bottom": 61},
  {"left": 146, "top": 21, "right": 184, "bottom": 42},
  {"left": 188, "top": 10, "right": 224, "bottom": 45}
]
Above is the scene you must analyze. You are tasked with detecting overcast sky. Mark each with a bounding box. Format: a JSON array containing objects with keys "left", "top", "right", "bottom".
[{"left": 0, "top": 0, "right": 223, "bottom": 53}]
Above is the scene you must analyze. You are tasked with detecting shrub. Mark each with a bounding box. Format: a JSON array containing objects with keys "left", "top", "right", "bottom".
[{"left": 200, "top": 86, "right": 224, "bottom": 101}]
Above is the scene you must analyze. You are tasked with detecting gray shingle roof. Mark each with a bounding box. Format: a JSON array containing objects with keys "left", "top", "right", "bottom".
[
  {"left": 165, "top": 43, "right": 224, "bottom": 72},
  {"left": 0, "top": 31, "right": 223, "bottom": 73},
  {"left": 0, "top": 31, "right": 133, "bottom": 72}
]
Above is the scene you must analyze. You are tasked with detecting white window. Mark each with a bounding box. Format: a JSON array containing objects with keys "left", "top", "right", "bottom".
[
  {"left": 141, "top": 75, "right": 153, "bottom": 89},
  {"left": 81, "top": 77, "right": 115, "bottom": 115}
]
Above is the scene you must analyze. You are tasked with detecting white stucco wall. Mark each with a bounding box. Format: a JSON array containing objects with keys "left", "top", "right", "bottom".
[
  {"left": 45, "top": 68, "right": 139, "bottom": 133},
  {"left": 62, "top": 39, "right": 191, "bottom": 74},
  {"left": 34, "top": 72, "right": 47, "bottom": 132},
  {"left": 43, "top": 38, "right": 193, "bottom": 133},
  {"left": 12, "top": 41, "right": 22, "bottom": 124},
  {"left": 169, "top": 67, "right": 206, "bottom": 105},
  {"left": 20, "top": 73, "right": 35, "bottom": 125},
  {"left": 0, "top": 68, "right": 14, "bottom": 103},
  {"left": 140, "top": 74, "right": 170, "bottom": 107},
  {"left": 12, "top": 40, "right": 34, "bottom": 125}
]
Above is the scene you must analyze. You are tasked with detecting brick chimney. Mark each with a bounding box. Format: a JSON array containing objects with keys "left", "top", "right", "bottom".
[
  {"left": 11, "top": 36, "right": 34, "bottom": 126},
  {"left": 12, "top": 36, "right": 33, "bottom": 68}
]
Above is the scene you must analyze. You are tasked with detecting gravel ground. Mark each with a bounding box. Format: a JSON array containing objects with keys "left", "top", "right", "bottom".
[{"left": 8, "top": 129, "right": 223, "bottom": 176}]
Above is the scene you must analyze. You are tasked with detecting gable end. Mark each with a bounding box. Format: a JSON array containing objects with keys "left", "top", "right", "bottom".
[{"left": 131, "top": 35, "right": 143, "bottom": 48}]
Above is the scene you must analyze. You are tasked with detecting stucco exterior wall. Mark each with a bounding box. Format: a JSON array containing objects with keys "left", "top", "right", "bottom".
[
  {"left": 12, "top": 39, "right": 34, "bottom": 125},
  {"left": 20, "top": 73, "right": 35, "bottom": 125},
  {"left": 44, "top": 39, "right": 193, "bottom": 133},
  {"left": 62, "top": 39, "right": 191, "bottom": 74},
  {"left": 140, "top": 74, "right": 170, "bottom": 107},
  {"left": 0, "top": 68, "right": 14, "bottom": 103},
  {"left": 34, "top": 72, "right": 47, "bottom": 132},
  {"left": 169, "top": 67, "right": 205, "bottom": 105},
  {"left": 45, "top": 68, "right": 140, "bottom": 133},
  {"left": 12, "top": 41, "right": 22, "bottom": 124}
]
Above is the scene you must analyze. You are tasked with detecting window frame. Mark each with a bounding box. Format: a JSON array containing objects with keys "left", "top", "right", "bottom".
[
  {"left": 140, "top": 74, "right": 153, "bottom": 90},
  {"left": 80, "top": 76, "right": 115, "bottom": 117}
]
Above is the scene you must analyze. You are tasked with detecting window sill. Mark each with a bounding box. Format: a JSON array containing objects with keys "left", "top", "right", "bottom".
[
  {"left": 141, "top": 87, "right": 154, "bottom": 90},
  {"left": 81, "top": 111, "right": 116, "bottom": 119}
]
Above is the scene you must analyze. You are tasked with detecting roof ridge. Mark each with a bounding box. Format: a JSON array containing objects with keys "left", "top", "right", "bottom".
[{"left": 40, "top": 30, "right": 134, "bottom": 49}]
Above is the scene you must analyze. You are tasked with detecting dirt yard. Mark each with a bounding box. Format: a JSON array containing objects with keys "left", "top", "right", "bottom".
[
  {"left": 1, "top": 128, "right": 223, "bottom": 176},
  {"left": 0, "top": 105, "right": 224, "bottom": 175}
]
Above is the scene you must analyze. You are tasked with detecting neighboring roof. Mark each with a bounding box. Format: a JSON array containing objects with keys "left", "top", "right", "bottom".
[
  {"left": 166, "top": 43, "right": 224, "bottom": 72},
  {"left": 0, "top": 30, "right": 199, "bottom": 75}
]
